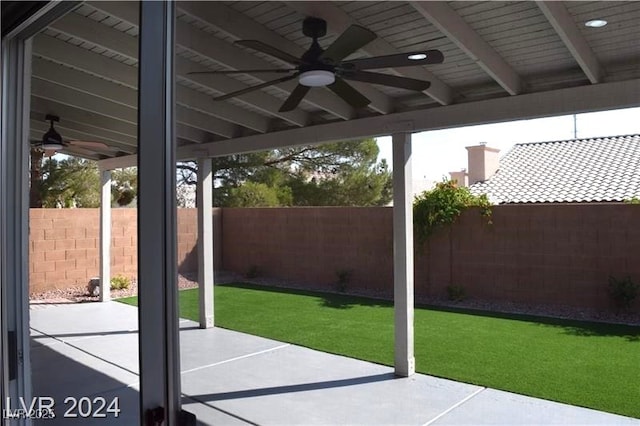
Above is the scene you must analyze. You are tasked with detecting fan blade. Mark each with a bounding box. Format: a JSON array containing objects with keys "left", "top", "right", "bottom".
[
  {"left": 320, "top": 25, "right": 377, "bottom": 64},
  {"left": 340, "top": 50, "right": 444, "bottom": 70},
  {"left": 328, "top": 77, "right": 370, "bottom": 109},
  {"left": 188, "top": 68, "right": 295, "bottom": 75},
  {"left": 279, "top": 84, "right": 310, "bottom": 112},
  {"left": 342, "top": 71, "right": 431, "bottom": 91},
  {"left": 236, "top": 40, "right": 302, "bottom": 65},
  {"left": 44, "top": 149, "right": 57, "bottom": 157},
  {"left": 213, "top": 74, "right": 298, "bottom": 101}
]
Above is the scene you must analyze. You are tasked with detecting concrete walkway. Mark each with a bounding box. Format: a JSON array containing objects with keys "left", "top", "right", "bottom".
[{"left": 30, "top": 302, "right": 639, "bottom": 425}]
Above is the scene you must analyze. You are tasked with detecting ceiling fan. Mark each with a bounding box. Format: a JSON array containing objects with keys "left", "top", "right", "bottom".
[
  {"left": 32, "top": 114, "right": 117, "bottom": 157},
  {"left": 188, "top": 17, "right": 444, "bottom": 112}
]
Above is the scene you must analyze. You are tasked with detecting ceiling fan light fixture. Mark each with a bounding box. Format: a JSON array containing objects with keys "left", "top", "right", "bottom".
[
  {"left": 585, "top": 19, "right": 607, "bottom": 28},
  {"left": 407, "top": 53, "right": 427, "bottom": 60},
  {"left": 41, "top": 131, "right": 63, "bottom": 150},
  {"left": 42, "top": 115, "right": 64, "bottom": 150},
  {"left": 299, "top": 70, "right": 335, "bottom": 87}
]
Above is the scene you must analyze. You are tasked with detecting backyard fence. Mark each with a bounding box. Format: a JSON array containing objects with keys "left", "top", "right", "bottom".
[
  {"left": 28, "top": 208, "right": 220, "bottom": 293},
  {"left": 29, "top": 205, "right": 640, "bottom": 311}
]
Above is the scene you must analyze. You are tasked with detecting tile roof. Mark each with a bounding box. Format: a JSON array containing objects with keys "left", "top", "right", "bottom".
[{"left": 469, "top": 134, "right": 640, "bottom": 204}]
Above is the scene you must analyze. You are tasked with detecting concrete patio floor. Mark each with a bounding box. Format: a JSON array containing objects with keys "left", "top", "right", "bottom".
[{"left": 29, "top": 302, "right": 639, "bottom": 425}]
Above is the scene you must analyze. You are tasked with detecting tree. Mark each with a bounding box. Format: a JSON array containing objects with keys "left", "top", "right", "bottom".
[
  {"left": 29, "top": 151, "right": 138, "bottom": 208},
  {"left": 37, "top": 156, "right": 101, "bottom": 208},
  {"left": 176, "top": 138, "right": 392, "bottom": 207},
  {"left": 227, "top": 182, "right": 286, "bottom": 207},
  {"left": 111, "top": 167, "right": 137, "bottom": 207}
]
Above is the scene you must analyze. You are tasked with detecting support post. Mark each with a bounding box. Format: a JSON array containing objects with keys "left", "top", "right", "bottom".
[
  {"left": 137, "top": 1, "right": 185, "bottom": 424},
  {"left": 1, "top": 35, "right": 33, "bottom": 422},
  {"left": 392, "top": 132, "right": 415, "bottom": 377},
  {"left": 99, "top": 169, "right": 111, "bottom": 302},
  {"left": 1, "top": 4, "right": 79, "bottom": 421},
  {"left": 197, "top": 158, "right": 214, "bottom": 328}
]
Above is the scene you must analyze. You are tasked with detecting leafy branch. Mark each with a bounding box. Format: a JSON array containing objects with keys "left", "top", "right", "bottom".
[{"left": 413, "top": 179, "right": 492, "bottom": 244}]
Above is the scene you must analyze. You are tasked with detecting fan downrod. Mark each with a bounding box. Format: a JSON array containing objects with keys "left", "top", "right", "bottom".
[
  {"left": 302, "top": 17, "right": 326, "bottom": 39},
  {"left": 45, "top": 114, "right": 60, "bottom": 123}
]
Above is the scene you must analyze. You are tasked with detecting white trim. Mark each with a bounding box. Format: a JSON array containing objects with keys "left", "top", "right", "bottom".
[
  {"left": 137, "top": 1, "right": 182, "bottom": 423},
  {"left": 99, "top": 155, "right": 138, "bottom": 171},
  {"left": 178, "top": 78, "right": 640, "bottom": 159},
  {"left": 1, "top": 35, "right": 34, "bottom": 426},
  {"left": 197, "top": 158, "right": 214, "bottom": 329},
  {"left": 392, "top": 132, "right": 415, "bottom": 377},
  {"left": 99, "top": 170, "right": 111, "bottom": 302},
  {"left": 3, "top": 1, "right": 79, "bottom": 40}
]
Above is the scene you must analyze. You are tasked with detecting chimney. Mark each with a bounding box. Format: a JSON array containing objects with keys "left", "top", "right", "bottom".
[
  {"left": 449, "top": 169, "right": 468, "bottom": 187},
  {"left": 466, "top": 143, "right": 500, "bottom": 185}
]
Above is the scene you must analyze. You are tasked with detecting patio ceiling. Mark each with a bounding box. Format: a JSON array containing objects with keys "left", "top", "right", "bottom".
[{"left": 29, "top": 1, "right": 640, "bottom": 165}]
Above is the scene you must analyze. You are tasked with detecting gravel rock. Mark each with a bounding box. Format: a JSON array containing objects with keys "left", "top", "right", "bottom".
[
  {"left": 30, "top": 271, "right": 640, "bottom": 326},
  {"left": 30, "top": 273, "right": 199, "bottom": 303}
]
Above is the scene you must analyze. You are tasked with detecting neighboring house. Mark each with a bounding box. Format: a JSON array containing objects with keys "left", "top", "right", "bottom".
[
  {"left": 451, "top": 134, "right": 640, "bottom": 204},
  {"left": 386, "top": 178, "right": 436, "bottom": 206}
]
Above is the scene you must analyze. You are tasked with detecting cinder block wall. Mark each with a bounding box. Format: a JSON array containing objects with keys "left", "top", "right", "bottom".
[
  {"left": 417, "top": 204, "right": 640, "bottom": 310},
  {"left": 28, "top": 208, "right": 205, "bottom": 294},
  {"left": 222, "top": 207, "right": 394, "bottom": 294},
  {"left": 222, "top": 205, "right": 640, "bottom": 311},
  {"left": 30, "top": 205, "right": 640, "bottom": 311}
]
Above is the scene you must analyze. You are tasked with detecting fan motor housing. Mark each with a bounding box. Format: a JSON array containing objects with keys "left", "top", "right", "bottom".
[{"left": 303, "top": 17, "right": 326, "bottom": 39}]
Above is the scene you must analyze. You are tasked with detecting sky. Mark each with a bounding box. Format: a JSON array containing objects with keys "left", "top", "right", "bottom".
[{"left": 376, "top": 106, "right": 640, "bottom": 182}]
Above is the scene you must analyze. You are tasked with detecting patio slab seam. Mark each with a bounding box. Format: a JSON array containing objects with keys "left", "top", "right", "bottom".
[
  {"left": 422, "top": 387, "right": 487, "bottom": 426},
  {"left": 181, "top": 343, "right": 291, "bottom": 375},
  {"left": 182, "top": 394, "right": 259, "bottom": 426},
  {"left": 120, "top": 342, "right": 292, "bottom": 389},
  {"left": 30, "top": 326, "right": 136, "bottom": 347},
  {"left": 30, "top": 326, "right": 140, "bottom": 377}
]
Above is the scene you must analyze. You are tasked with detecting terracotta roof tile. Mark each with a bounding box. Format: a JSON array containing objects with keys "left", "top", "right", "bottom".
[{"left": 469, "top": 134, "right": 640, "bottom": 204}]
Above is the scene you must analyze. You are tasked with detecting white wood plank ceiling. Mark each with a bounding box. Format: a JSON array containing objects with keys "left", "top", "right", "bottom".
[{"left": 29, "top": 1, "right": 640, "bottom": 162}]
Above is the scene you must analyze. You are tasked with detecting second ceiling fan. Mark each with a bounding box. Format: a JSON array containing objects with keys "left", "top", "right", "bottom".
[{"left": 189, "top": 17, "right": 444, "bottom": 112}]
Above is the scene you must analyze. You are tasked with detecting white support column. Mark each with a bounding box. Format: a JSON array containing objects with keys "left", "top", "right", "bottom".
[
  {"left": 1, "top": 3, "right": 79, "bottom": 422},
  {"left": 137, "top": 1, "right": 187, "bottom": 424},
  {"left": 197, "top": 158, "right": 214, "bottom": 328},
  {"left": 1, "top": 34, "right": 33, "bottom": 422},
  {"left": 99, "top": 169, "right": 111, "bottom": 302},
  {"left": 392, "top": 132, "right": 415, "bottom": 377}
]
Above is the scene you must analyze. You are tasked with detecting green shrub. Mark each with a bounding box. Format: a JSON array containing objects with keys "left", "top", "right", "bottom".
[
  {"left": 608, "top": 276, "right": 639, "bottom": 310},
  {"left": 246, "top": 265, "right": 260, "bottom": 279},
  {"left": 446, "top": 284, "right": 466, "bottom": 302},
  {"left": 413, "top": 179, "right": 492, "bottom": 244},
  {"left": 110, "top": 275, "right": 131, "bottom": 290},
  {"left": 336, "top": 269, "right": 352, "bottom": 293}
]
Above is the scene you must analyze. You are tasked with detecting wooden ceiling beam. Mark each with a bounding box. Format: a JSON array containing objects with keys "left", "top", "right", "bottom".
[
  {"left": 410, "top": 1, "right": 523, "bottom": 96},
  {"left": 536, "top": 1, "right": 603, "bottom": 84}
]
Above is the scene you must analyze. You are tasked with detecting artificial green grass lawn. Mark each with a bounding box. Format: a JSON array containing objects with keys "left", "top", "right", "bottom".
[{"left": 119, "top": 283, "right": 640, "bottom": 419}]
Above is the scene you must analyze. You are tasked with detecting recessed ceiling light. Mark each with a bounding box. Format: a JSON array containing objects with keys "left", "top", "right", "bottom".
[
  {"left": 585, "top": 19, "right": 607, "bottom": 28},
  {"left": 407, "top": 53, "right": 427, "bottom": 61}
]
